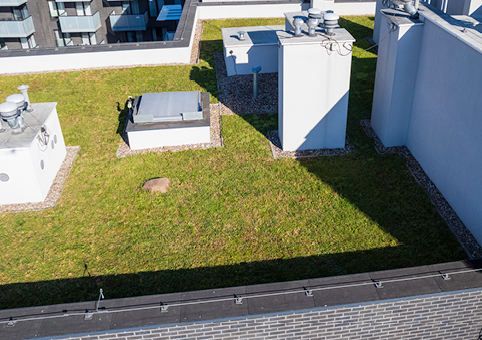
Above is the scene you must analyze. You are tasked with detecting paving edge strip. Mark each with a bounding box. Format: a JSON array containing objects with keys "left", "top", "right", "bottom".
[
  {"left": 360, "top": 119, "right": 482, "bottom": 259},
  {"left": 0, "top": 146, "right": 81, "bottom": 213}
]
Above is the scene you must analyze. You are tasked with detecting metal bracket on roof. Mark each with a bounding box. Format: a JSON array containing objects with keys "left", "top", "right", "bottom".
[
  {"left": 160, "top": 303, "right": 169, "bottom": 313},
  {"left": 6, "top": 318, "right": 16, "bottom": 327},
  {"left": 84, "top": 312, "right": 94, "bottom": 321},
  {"left": 304, "top": 289, "right": 314, "bottom": 297},
  {"left": 442, "top": 273, "right": 451, "bottom": 281},
  {"left": 234, "top": 295, "right": 243, "bottom": 305},
  {"left": 374, "top": 281, "right": 384, "bottom": 289}
]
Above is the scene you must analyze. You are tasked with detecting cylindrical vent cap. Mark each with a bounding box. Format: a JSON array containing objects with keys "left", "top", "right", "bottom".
[
  {"left": 308, "top": 8, "right": 322, "bottom": 19},
  {"left": 6, "top": 94, "right": 25, "bottom": 109},
  {"left": 323, "top": 12, "right": 339, "bottom": 34},
  {"left": 0, "top": 102, "right": 18, "bottom": 119}
]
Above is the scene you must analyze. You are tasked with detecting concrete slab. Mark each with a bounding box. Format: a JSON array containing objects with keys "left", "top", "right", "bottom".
[
  {"left": 308, "top": 273, "right": 380, "bottom": 308},
  {"left": 369, "top": 265, "right": 442, "bottom": 300},
  {"left": 245, "top": 279, "right": 315, "bottom": 315},
  {"left": 180, "top": 286, "right": 248, "bottom": 322}
]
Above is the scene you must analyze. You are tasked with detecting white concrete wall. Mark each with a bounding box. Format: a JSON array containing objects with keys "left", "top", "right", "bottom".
[
  {"left": 278, "top": 31, "right": 353, "bottom": 151},
  {"left": 0, "top": 46, "right": 192, "bottom": 75},
  {"left": 406, "top": 18, "right": 482, "bottom": 245},
  {"left": 127, "top": 126, "right": 210, "bottom": 150},
  {"left": 371, "top": 4, "right": 482, "bottom": 245},
  {"left": 197, "top": 3, "right": 307, "bottom": 19},
  {"left": 373, "top": 0, "right": 384, "bottom": 44},
  {"left": 0, "top": 104, "right": 67, "bottom": 204},
  {"left": 197, "top": 1, "right": 375, "bottom": 20},
  {"left": 371, "top": 12, "right": 424, "bottom": 147}
]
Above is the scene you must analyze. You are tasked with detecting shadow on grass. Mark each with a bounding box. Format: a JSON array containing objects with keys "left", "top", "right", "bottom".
[
  {"left": 0, "top": 245, "right": 464, "bottom": 310},
  {"left": 190, "top": 65, "right": 219, "bottom": 102}
]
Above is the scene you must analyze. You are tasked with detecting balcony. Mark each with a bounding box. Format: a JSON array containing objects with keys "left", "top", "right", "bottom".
[
  {"left": 0, "top": 0, "right": 27, "bottom": 6},
  {"left": 109, "top": 11, "right": 148, "bottom": 31},
  {"left": 59, "top": 11, "right": 101, "bottom": 33},
  {"left": 0, "top": 16, "right": 34, "bottom": 38}
]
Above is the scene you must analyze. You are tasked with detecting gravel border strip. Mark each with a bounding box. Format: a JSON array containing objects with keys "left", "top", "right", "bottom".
[
  {"left": 267, "top": 130, "right": 355, "bottom": 159},
  {"left": 190, "top": 20, "right": 203, "bottom": 64},
  {"left": 0, "top": 146, "right": 81, "bottom": 213},
  {"left": 214, "top": 52, "right": 278, "bottom": 115},
  {"left": 360, "top": 119, "right": 482, "bottom": 259},
  {"left": 116, "top": 104, "right": 223, "bottom": 158}
]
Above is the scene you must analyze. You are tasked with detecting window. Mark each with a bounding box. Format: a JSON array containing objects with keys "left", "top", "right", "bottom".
[
  {"left": 75, "top": 2, "right": 91, "bottom": 16},
  {"left": 148, "top": 0, "right": 157, "bottom": 18},
  {"left": 48, "top": 1, "right": 65, "bottom": 18},
  {"left": 135, "top": 31, "right": 143, "bottom": 42},
  {"left": 20, "top": 34, "right": 35, "bottom": 49},
  {"left": 13, "top": 5, "right": 28, "bottom": 21},
  {"left": 122, "top": 0, "right": 139, "bottom": 15},
  {"left": 54, "top": 30, "right": 72, "bottom": 47},
  {"left": 81, "top": 32, "right": 96, "bottom": 45}
]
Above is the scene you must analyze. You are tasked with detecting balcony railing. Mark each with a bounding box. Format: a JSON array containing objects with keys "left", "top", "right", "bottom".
[
  {"left": 0, "top": 16, "right": 35, "bottom": 38},
  {"left": 109, "top": 10, "right": 148, "bottom": 31},
  {"left": 0, "top": 0, "right": 27, "bottom": 6},
  {"left": 59, "top": 11, "right": 101, "bottom": 33}
]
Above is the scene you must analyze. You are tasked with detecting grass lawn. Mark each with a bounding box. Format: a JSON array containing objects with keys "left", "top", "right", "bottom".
[{"left": 0, "top": 16, "right": 465, "bottom": 310}]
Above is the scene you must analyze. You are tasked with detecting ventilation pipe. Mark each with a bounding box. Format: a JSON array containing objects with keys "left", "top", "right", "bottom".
[
  {"left": 307, "top": 18, "right": 319, "bottom": 37},
  {"left": 6, "top": 93, "right": 27, "bottom": 116},
  {"left": 0, "top": 102, "right": 24, "bottom": 133},
  {"left": 238, "top": 31, "right": 246, "bottom": 41},
  {"left": 252, "top": 65, "right": 261, "bottom": 99},
  {"left": 323, "top": 12, "right": 339, "bottom": 35},
  {"left": 293, "top": 17, "right": 304, "bottom": 37},
  {"left": 401, "top": 0, "right": 419, "bottom": 19},
  {"left": 17, "top": 85, "right": 32, "bottom": 111}
]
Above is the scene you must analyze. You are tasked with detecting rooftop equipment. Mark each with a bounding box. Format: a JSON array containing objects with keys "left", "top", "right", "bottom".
[
  {"left": 0, "top": 101, "right": 24, "bottom": 133},
  {"left": 252, "top": 66, "right": 262, "bottom": 99},
  {"left": 17, "top": 85, "right": 32, "bottom": 112},
  {"left": 307, "top": 18, "right": 319, "bottom": 37},
  {"left": 293, "top": 17, "right": 304, "bottom": 37},
  {"left": 323, "top": 13, "right": 340, "bottom": 34}
]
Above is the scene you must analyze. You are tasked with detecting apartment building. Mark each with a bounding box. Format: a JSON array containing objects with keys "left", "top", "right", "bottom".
[{"left": 0, "top": 0, "right": 182, "bottom": 50}]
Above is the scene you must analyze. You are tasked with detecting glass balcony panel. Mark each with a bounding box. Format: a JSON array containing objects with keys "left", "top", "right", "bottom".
[
  {"left": 0, "top": 0, "right": 27, "bottom": 6},
  {"left": 59, "top": 11, "right": 101, "bottom": 33},
  {"left": 109, "top": 10, "right": 148, "bottom": 31},
  {"left": 0, "top": 16, "right": 35, "bottom": 38}
]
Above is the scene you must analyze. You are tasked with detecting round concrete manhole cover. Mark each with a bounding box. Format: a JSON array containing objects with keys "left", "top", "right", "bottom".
[{"left": 0, "top": 173, "right": 9, "bottom": 182}]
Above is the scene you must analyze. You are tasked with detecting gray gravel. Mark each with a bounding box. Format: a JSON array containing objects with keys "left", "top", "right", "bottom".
[
  {"left": 267, "top": 130, "right": 355, "bottom": 159},
  {"left": 214, "top": 52, "right": 278, "bottom": 115},
  {"left": 0, "top": 146, "right": 80, "bottom": 213},
  {"left": 360, "top": 119, "right": 482, "bottom": 259}
]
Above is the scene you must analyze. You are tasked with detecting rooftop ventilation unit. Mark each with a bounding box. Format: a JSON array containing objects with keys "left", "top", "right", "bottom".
[
  {"left": 323, "top": 13, "right": 339, "bottom": 35},
  {"left": 293, "top": 17, "right": 304, "bottom": 37}
]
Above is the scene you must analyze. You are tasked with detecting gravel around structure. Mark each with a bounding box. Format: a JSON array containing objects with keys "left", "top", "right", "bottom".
[
  {"left": 214, "top": 52, "right": 278, "bottom": 115},
  {"left": 0, "top": 146, "right": 80, "bottom": 213},
  {"left": 267, "top": 130, "right": 355, "bottom": 159},
  {"left": 190, "top": 20, "right": 203, "bottom": 64},
  {"left": 116, "top": 104, "right": 223, "bottom": 158},
  {"left": 360, "top": 119, "right": 482, "bottom": 259}
]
